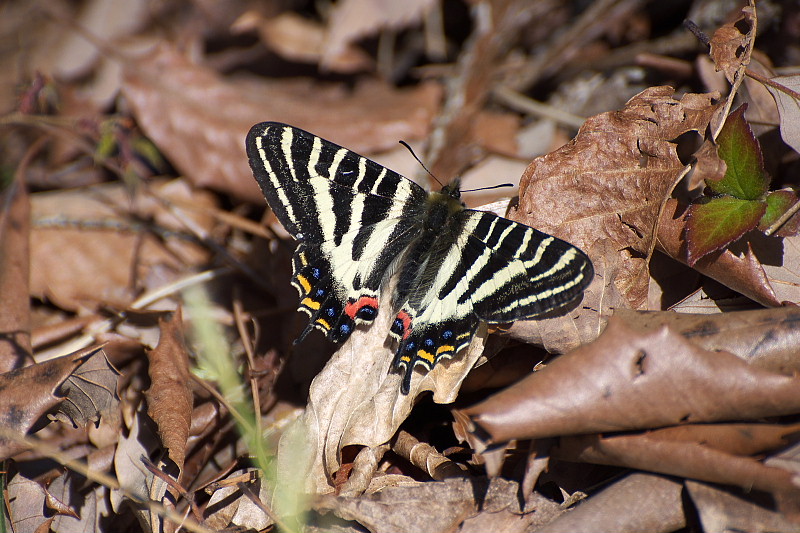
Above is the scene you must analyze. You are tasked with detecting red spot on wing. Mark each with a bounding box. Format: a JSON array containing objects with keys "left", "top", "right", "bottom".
[
  {"left": 396, "top": 310, "right": 413, "bottom": 339},
  {"left": 344, "top": 295, "right": 379, "bottom": 319}
]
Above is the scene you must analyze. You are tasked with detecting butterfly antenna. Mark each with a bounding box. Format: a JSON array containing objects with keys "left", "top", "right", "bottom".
[
  {"left": 460, "top": 183, "right": 515, "bottom": 193},
  {"left": 399, "top": 140, "right": 443, "bottom": 188}
]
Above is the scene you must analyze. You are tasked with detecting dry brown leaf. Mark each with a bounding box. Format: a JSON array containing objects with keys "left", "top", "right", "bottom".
[
  {"left": 657, "top": 198, "right": 782, "bottom": 306},
  {"left": 707, "top": 1, "right": 757, "bottom": 137},
  {"left": 460, "top": 316, "right": 800, "bottom": 443},
  {"left": 0, "top": 179, "right": 33, "bottom": 372},
  {"left": 316, "top": 477, "right": 563, "bottom": 533},
  {"left": 517, "top": 87, "right": 722, "bottom": 313},
  {"left": 30, "top": 180, "right": 214, "bottom": 312},
  {"left": 686, "top": 480, "right": 800, "bottom": 533},
  {"left": 554, "top": 424, "right": 800, "bottom": 495},
  {"left": 0, "top": 346, "right": 113, "bottom": 460},
  {"left": 120, "top": 44, "right": 440, "bottom": 202},
  {"left": 708, "top": 3, "right": 756, "bottom": 84},
  {"left": 616, "top": 307, "right": 800, "bottom": 375},
  {"left": 322, "top": 0, "right": 436, "bottom": 70},
  {"left": 144, "top": 308, "right": 193, "bottom": 475},
  {"left": 534, "top": 474, "right": 685, "bottom": 533}
]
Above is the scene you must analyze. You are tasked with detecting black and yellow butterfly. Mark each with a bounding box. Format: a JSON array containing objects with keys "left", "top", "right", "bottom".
[{"left": 247, "top": 122, "right": 593, "bottom": 393}]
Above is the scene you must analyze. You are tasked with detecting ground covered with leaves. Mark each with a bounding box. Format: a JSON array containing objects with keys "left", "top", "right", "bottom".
[{"left": 2, "top": 0, "right": 800, "bottom": 532}]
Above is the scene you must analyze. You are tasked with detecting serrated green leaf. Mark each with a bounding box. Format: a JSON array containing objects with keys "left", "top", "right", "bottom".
[
  {"left": 685, "top": 195, "right": 766, "bottom": 266},
  {"left": 759, "top": 189, "right": 800, "bottom": 236},
  {"left": 709, "top": 105, "right": 769, "bottom": 200}
]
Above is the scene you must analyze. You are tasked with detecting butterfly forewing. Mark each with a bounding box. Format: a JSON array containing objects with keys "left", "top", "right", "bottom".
[{"left": 246, "top": 122, "right": 593, "bottom": 394}]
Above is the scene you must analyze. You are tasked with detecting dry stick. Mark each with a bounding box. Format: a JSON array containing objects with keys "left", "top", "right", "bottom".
[
  {"left": 232, "top": 290, "right": 263, "bottom": 443},
  {"left": 0, "top": 429, "right": 215, "bottom": 533},
  {"left": 238, "top": 481, "right": 296, "bottom": 533},
  {"left": 493, "top": 86, "right": 586, "bottom": 129}
]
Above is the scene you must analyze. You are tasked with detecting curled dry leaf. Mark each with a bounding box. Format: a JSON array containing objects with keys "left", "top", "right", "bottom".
[
  {"left": 616, "top": 307, "right": 800, "bottom": 375},
  {"left": 707, "top": 0, "right": 757, "bottom": 137},
  {"left": 120, "top": 44, "right": 440, "bottom": 202},
  {"left": 144, "top": 308, "right": 193, "bottom": 475},
  {"left": 554, "top": 423, "right": 800, "bottom": 495},
  {"left": 514, "top": 87, "right": 722, "bottom": 346},
  {"left": 460, "top": 316, "right": 800, "bottom": 444},
  {"left": 765, "top": 74, "right": 800, "bottom": 154}
]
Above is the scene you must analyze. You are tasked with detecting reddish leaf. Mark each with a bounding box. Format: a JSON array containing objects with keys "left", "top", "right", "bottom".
[{"left": 685, "top": 195, "right": 766, "bottom": 265}]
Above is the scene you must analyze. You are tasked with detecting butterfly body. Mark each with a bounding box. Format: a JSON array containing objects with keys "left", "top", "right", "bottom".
[{"left": 246, "top": 122, "right": 593, "bottom": 393}]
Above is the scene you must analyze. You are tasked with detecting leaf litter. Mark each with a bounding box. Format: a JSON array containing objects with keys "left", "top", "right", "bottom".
[{"left": 2, "top": 0, "right": 800, "bottom": 532}]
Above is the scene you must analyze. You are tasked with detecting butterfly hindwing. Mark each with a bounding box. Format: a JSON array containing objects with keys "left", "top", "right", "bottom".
[{"left": 246, "top": 122, "right": 594, "bottom": 394}]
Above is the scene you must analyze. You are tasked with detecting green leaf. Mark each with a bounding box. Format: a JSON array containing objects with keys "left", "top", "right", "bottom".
[
  {"left": 759, "top": 189, "right": 800, "bottom": 236},
  {"left": 708, "top": 105, "right": 769, "bottom": 201},
  {"left": 685, "top": 196, "right": 766, "bottom": 266}
]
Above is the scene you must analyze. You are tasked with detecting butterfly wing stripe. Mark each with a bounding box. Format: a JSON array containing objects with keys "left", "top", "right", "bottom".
[{"left": 250, "top": 128, "right": 301, "bottom": 234}]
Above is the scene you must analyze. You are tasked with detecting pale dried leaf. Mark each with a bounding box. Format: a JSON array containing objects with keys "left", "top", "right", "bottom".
[
  {"left": 111, "top": 406, "right": 164, "bottom": 530},
  {"left": 6, "top": 468, "right": 50, "bottom": 533},
  {"left": 204, "top": 470, "right": 271, "bottom": 531},
  {"left": 766, "top": 75, "right": 800, "bottom": 155},
  {"left": 237, "top": 11, "right": 372, "bottom": 73}
]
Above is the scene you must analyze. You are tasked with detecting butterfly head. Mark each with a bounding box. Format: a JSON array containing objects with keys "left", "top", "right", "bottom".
[{"left": 440, "top": 179, "right": 462, "bottom": 200}]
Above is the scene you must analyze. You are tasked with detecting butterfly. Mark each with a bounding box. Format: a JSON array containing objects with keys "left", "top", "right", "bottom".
[{"left": 246, "top": 122, "right": 593, "bottom": 394}]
